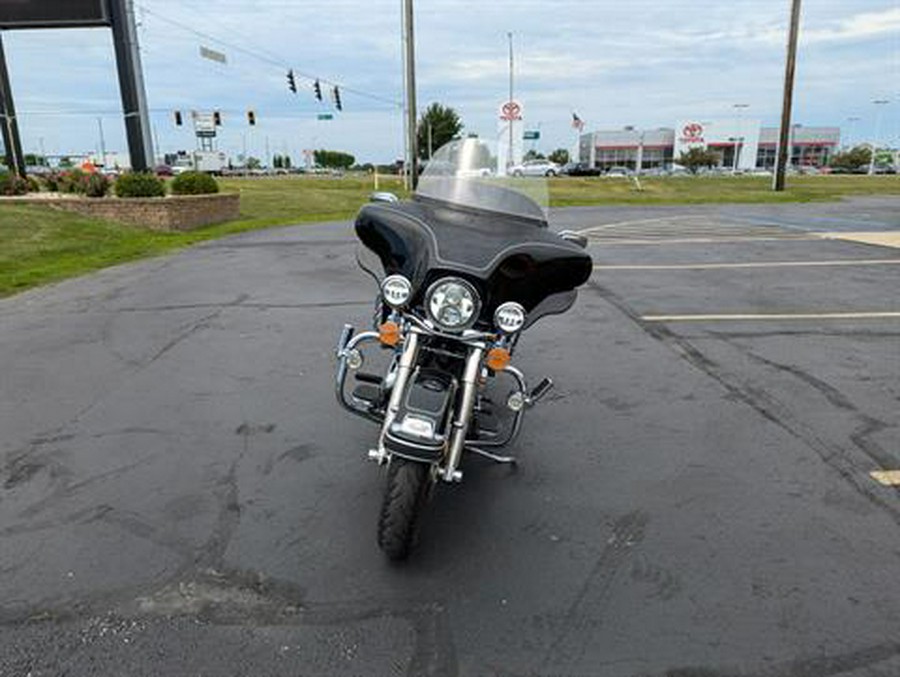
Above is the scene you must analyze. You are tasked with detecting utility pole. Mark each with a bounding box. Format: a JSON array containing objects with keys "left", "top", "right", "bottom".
[
  {"left": 773, "top": 0, "right": 802, "bottom": 191},
  {"left": 402, "top": 0, "right": 418, "bottom": 188},
  {"left": 508, "top": 31, "right": 514, "bottom": 171}
]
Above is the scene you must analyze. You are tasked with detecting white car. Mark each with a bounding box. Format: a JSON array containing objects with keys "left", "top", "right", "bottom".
[{"left": 510, "top": 159, "right": 560, "bottom": 177}]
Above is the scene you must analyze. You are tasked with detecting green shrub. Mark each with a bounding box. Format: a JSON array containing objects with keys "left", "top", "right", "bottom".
[
  {"left": 85, "top": 173, "right": 111, "bottom": 198},
  {"left": 0, "top": 172, "right": 29, "bottom": 196},
  {"left": 60, "top": 169, "right": 89, "bottom": 194},
  {"left": 43, "top": 171, "right": 63, "bottom": 192},
  {"left": 26, "top": 176, "right": 41, "bottom": 193},
  {"left": 170, "top": 171, "right": 219, "bottom": 195},
  {"left": 114, "top": 172, "right": 166, "bottom": 198}
]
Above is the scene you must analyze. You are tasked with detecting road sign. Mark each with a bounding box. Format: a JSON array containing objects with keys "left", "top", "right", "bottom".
[
  {"left": 523, "top": 130, "right": 540, "bottom": 140},
  {"left": 0, "top": 0, "right": 110, "bottom": 29},
  {"left": 317, "top": 113, "right": 334, "bottom": 121},
  {"left": 499, "top": 100, "right": 523, "bottom": 121},
  {"left": 193, "top": 112, "right": 216, "bottom": 138}
]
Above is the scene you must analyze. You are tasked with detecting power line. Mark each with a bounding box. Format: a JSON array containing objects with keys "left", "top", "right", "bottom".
[{"left": 135, "top": 4, "right": 400, "bottom": 109}]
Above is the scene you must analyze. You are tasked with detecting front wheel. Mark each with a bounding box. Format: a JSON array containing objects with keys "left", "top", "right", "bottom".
[{"left": 377, "top": 458, "right": 431, "bottom": 560}]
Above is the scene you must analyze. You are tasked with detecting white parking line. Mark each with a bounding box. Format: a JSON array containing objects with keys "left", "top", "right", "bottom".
[
  {"left": 574, "top": 215, "right": 702, "bottom": 235},
  {"left": 588, "top": 236, "right": 820, "bottom": 246},
  {"left": 594, "top": 259, "right": 900, "bottom": 271},
  {"left": 642, "top": 311, "right": 900, "bottom": 323},
  {"left": 870, "top": 470, "right": 900, "bottom": 487}
]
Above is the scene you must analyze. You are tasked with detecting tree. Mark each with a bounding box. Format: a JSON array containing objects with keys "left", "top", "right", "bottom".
[
  {"left": 59, "top": 156, "right": 73, "bottom": 168},
  {"left": 829, "top": 146, "right": 871, "bottom": 172},
  {"left": 246, "top": 156, "right": 262, "bottom": 170},
  {"left": 283, "top": 155, "right": 292, "bottom": 169},
  {"left": 417, "top": 103, "right": 463, "bottom": 159},
  {"left": 273, "top": 154, "right": 282, "bottom": 169},
  {"left": 548, "top": 148, "right": 569, "bottom": 165},
  {"left": 677, "top": 147, "right": 719, "bottom": 174},
  {"left": 313, "top": 149, "right": 355, "bottom": 169},
  {"left": 523, "top": 149, "right": 545, "bottom": 161}
]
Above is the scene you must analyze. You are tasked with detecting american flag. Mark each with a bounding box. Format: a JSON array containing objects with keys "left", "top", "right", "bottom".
[{"left": 572, "top": 112, "right": 585, "bottom": 132}]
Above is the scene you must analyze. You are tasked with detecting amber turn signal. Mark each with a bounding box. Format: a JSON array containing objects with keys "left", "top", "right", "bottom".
[
  {"left": 379, "top": 321, "right": 401, "bottom": 346},
  {"left": 485, "top": 347, "right": 511, "bottom": 372}
]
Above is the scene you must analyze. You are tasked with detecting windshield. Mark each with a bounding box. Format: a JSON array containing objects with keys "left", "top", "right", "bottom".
[{"left": 416, "top": 138, "right": 549, "bottom": 223}]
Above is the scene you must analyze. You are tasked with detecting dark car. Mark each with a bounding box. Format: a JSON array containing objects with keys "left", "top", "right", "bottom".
[
  {"left": 154, "top": 165, "right": 174, "bottom": 177},
  {"left": 560, "top": 162, "right": 602, "bottom": 177}
]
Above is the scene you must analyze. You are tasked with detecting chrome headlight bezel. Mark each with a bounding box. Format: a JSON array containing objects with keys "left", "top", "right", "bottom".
[
  {"left": 494, "top": 301, "right": 527, "bottom": 334},
  {"left": 380, "top": 274, "right": 412, "bottom": 308},
  {"left": 424, "top": 277, "right": 481, "bottom": 332}
]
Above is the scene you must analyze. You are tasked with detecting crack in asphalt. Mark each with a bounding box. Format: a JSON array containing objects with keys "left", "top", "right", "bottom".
[{"left": 586, "top": 280, "right": 900, "bottom": 528}]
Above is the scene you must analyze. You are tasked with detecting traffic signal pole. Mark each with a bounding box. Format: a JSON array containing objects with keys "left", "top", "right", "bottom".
[
  {"left": 773, "top": 0, "right": 801, "bottom": 192},
  {"left": 0, "top": 32, "right": 25, "bottom": 177}
]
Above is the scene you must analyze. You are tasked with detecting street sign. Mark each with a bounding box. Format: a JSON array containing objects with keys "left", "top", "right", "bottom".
[
  {"left": 499, "top": 100, "right": 523, "bottom": 121},
  {"left": 523, "top": 130, "right": 540, "bottom": 140},
  {"left": 193, "top": 112, "right": 216, "bottom": 138},
  {"left": 199, "top": 46, "right": 227, "bottom": 64},
  {"left": 0, "top": 0, "right": 110, "bottom": 29},
  {"left": 317, "top": 113, "right": 334, "bottom": 121}
]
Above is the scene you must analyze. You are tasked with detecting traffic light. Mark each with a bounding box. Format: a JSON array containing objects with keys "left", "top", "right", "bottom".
[
  {"left": 333, "top": 86, "right": 342, "bottom": 111},
  {"left": 174, "top": 110, "right": 182, "bottom": 126},
  {"left": 247, "top": 110, "right": 256, "bottom": 126},
  {"left": 313, "top": 79, "right": 322, "bottom": 101},
  {"left": 287, "top": 69, "right": 297, "bottom": 93},
  {"left": 213, "top": 110, "right": 222, "bottom": 126}
]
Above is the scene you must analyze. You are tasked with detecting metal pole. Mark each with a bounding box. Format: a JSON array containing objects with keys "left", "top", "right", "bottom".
[
  {"left": 109, "top": 0, "right": 154, "bottom": 171},
  {"left": 868, "top": 100, "right": 889, "bottom": 175},
  {"left": 0, "top": 31, "right": 25, "bottom": 177},
  {"left": 773, "top": 0, "right": 802, "bottom": 191},
  {"left": 402, "top": 0, "right": 418, "bottom": 188},
  {"left": 508, "top": 31, "right": 514, "bottom": 171}
]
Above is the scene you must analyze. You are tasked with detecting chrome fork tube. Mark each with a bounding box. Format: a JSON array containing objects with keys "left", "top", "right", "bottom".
[
  {"left": 378, "top": 331, "right": 420, "bottom": 450},
  {"left": 443, "top": 346, "right": 484, "bottom": 482}
]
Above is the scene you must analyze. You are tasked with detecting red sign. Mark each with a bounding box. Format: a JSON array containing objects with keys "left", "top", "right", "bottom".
[
  {"left": 680, "top": 122, "right": 705, "bottom": 144},
  {"left": 499, "top": 101, "right": 522, "bottom": 121}
]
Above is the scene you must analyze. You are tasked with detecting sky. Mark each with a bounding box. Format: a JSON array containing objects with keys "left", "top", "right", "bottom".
[{"left": 2, "top": 0, "right": 898, "bottom": 165}]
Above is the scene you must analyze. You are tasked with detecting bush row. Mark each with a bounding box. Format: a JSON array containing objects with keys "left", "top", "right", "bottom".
[{"left": 0, "top": 170, "right": 220, "bottom": 198}]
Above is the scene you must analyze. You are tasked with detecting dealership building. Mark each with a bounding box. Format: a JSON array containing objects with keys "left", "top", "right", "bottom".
[{"left": 578, "top": 119, "right": 841, "bottom": 171}]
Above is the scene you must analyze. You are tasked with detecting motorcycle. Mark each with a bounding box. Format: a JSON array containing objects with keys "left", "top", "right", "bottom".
[{"left": 335, "top": 138, "right": 593, "bottom": 559}]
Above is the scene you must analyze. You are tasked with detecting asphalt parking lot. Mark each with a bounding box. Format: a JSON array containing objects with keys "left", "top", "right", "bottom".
[{"left": 1, "top": 196, "right": 899, "bottom": 676}]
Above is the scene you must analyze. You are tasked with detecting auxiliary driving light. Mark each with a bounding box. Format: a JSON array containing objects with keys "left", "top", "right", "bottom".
[
  {"left": 494, "top": 302, "right": 526, "bottom": 333},
  {"left": 381, "top": 275, "right": 412, "bottom": 308}
]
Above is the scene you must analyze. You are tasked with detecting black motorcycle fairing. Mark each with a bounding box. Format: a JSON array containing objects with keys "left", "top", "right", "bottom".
[{"left": 355, "top": 198, "right": 593, "bottom": 319}]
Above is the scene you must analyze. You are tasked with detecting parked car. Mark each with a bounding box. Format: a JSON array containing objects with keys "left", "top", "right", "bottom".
[
  {"left": 510, "top": 159, "right": 560, "bottom": 177},
  {"left": 154, "top": 165, "right": 174, "bottom": 177},
  {"left": 605, "top": 166, "right": 633, "bottom": 177},
  {"left": 560, "top": 162, "right": 602, "bottom": 177}
]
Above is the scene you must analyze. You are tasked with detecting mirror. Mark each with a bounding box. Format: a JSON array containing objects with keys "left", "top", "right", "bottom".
[
  {"left": 558, "top": 230, "right": 588, "bottom": 249},
  {"left": 369, "top": 192, "right": 399, "bottom": 203}
]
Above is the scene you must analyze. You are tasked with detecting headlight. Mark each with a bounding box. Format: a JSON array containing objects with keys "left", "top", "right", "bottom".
[
  {"left": 494, "top": 302, "right": 526, "bottom": 333},
  {"left": 425, "top": 277, "right": 480, "bottom": 331},
  {"left": 381, "top": 275, "right": 412, "bottom": 308}
]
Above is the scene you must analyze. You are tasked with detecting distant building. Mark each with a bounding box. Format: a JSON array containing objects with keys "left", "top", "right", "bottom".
[{"left": 579, "top": 119, "right": 840, "bottom": 171}]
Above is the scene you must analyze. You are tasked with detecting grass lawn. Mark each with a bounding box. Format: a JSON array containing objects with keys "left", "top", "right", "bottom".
[{"left": 1, "top": 173, "right": 897, "bottom": 298}]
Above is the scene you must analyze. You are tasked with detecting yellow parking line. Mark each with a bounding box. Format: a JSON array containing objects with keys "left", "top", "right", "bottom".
[
  {"left": 820, "top": 232, "right": 900, "bottom": 249},
  {"left": 594, "top": 259, "right": 900, "bottom": 271},
  {"left": 642, "top": 311, "right": 900, "bottom": 322},
  {"left": 870, "top": 470, "right": 900, "bottom": 487}
]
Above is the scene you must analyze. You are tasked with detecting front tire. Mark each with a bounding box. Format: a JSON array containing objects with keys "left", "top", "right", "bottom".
[{"left": 377, "top": 458, "right": 430, "bottom": 560}]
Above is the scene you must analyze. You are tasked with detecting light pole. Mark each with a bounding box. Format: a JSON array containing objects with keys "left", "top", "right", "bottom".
[
  {"left": 728, "top": 136, "right": 744, "bottom": 173},
  {"left": 402, "top": 0, "right": 418, "bottom": 188},
  {"left": 868, "top": 99, "right": 889, "bottom": 175},
  {"left": 507, "top": 31, "right": 514, "bottom": 171},
  {"left": 732, "top": 103, "right": 748, "bottom": 172},
  {"left": 845, "top": 116, "right": 860, "bottom": 149}
]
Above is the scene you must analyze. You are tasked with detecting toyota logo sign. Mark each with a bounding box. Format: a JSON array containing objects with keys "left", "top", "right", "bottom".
[{"left": 682, "top": 123, "right": 704, "bottom": 139}]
